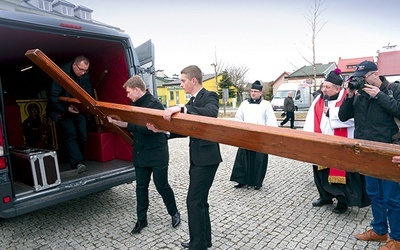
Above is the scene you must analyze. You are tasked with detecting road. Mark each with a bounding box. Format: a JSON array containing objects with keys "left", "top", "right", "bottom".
[{"left": 220, "top": 108, "right": 307, "bottom": 129}]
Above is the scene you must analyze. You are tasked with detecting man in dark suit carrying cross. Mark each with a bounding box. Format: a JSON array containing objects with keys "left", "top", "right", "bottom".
[{"left": 147, "top": 65, "right": 222, "bottom": 250}]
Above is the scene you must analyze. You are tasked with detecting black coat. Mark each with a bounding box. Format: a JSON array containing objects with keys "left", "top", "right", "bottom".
[
  {"left": 127, "top": 91, "right": 169, "bottom": 167},
  {"left": 283, "top": 96, "right": 295, "bottom": 112},
  {"left": 339, "top": 78, "right": 400, "bottom": 143},
  {"left": 48, "top": 61, "right": 92, "bottom": 122}
]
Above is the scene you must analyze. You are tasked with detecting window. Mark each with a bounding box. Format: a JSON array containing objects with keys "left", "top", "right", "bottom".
[
  {"left": 38, "top": 0, "right": 52, "bottom": 11},
  {"left": 295, "top": 90, "right": 301, "bottom": 100},
  {"left": 80, "top": 11, "right": 91, "bottom": 20},
  {"left": 169, "top": 91, "right": 174, "bottom": 101},
  {"left": 175, "top": 91, "right": 180, "bottom": 104},
  {"left": 61, "top": 5, "right": 74, "bottom": 16}
]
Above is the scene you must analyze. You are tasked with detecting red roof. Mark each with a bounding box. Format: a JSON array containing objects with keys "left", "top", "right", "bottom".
[
  {"left": 377, "top": 50, "right": 400, "bottom": 76},
  {"left": 272, "top": 71, "right": 290, "bottom": 85},
  {"left": 337, "top": 56, "right": 374, "bottom": 73}
]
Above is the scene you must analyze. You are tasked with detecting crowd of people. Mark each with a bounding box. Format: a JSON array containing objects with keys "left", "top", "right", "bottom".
[{"left": 49, "top": 57, "right": 400, "bottom": 249}]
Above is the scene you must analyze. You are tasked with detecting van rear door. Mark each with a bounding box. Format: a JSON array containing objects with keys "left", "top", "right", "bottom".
[{"left": 136, "top": 39, "right": 156, "bottom": 96}]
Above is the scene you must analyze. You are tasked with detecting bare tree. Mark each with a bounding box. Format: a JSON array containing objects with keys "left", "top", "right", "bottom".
[
  {"left": 210, "top": 47, "right": 225, "bottom": 91},
  {"left": 210, "top": 48, "right": 248, "bottom": 104},
  {"left": 304, "top": 0, "right": 327, "bottom": 91},
  {"left": 225, "top": 65, "right": 249, "bottom": 103}
]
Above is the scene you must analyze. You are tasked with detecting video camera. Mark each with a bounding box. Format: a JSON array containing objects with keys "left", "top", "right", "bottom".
[{"left": 348, "top": 76, "right": 366, "bottom": 90}]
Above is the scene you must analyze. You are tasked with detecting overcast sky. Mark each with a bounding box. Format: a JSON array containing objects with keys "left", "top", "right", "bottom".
[{"left": 75, "top": 0, "right": 400, "bottom": 82}]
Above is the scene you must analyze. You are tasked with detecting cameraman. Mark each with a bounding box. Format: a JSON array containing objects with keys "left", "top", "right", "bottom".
[{"left": 339, "top": 60, "right": 400, "bottom": 249}]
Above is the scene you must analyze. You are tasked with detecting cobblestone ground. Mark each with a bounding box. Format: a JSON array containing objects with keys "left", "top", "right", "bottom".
[{"left": 0, "top": 137, "right": 382, "bottom": 249}]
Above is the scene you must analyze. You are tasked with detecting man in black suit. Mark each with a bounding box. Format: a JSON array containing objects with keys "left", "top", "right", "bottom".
[
  {"left": 107, "top": 75, "right": 180, "bottom": 235},
  {"left": 147, "top": 65, "right": 222, "bottom": 249}
]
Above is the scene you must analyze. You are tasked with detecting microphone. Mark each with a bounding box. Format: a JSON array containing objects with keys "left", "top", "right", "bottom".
[{"left": 323, "top": 95, "right": 329, "bottom": 107}]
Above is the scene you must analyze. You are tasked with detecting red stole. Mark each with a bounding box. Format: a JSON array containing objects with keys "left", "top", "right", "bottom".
[{"left": 314, "top": 91, "right": 348, "bottom": 184}]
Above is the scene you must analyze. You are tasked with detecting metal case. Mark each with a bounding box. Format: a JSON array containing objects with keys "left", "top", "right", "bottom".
[{"left": 10, "top": 147, "right": 61, "bottom": 192}]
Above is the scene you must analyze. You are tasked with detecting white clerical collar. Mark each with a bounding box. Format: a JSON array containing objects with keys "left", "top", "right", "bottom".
[{"left": 192, "top": 88, "right": 202, "bottom": 99}]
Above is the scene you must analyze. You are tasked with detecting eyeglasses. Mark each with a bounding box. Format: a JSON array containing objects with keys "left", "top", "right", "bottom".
[{"left": 74, "top": 63, "right": 89, "bottom": 73}]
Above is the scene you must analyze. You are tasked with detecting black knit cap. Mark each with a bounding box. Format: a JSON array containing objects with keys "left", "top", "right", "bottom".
[
  {"left": 251, "top": 80, "right": 263, "bottom": 91},
  {"left": 325, "top": 68, "right": 343, "bottom": 86}
]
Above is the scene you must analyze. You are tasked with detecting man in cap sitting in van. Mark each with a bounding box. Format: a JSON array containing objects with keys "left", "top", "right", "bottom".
[
  {"left": 48, "top": 56, "right": 92, "bottom": 174},
  {"left": 230, "top": 80, "right": 278, "bottom": 190},
  {"left": 304, "top": 68, "right": 370, "bottom": 214}
]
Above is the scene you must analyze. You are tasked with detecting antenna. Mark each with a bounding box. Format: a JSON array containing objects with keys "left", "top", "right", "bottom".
[{"left": 382, "top": 44, "right": 397, "bottom": 50}]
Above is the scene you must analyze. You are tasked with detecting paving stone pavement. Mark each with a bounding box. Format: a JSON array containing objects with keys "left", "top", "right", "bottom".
[{"left": 0, "top": 137, "right": 384, "bottom": 249}]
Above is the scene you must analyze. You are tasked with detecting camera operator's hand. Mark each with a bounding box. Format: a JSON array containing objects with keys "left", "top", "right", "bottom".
[
  {"left": 346, "top": 88, "right": 356, "bottom": 98},
  {"left": 362, "top": 83, "right": 380, "bottom": 98},
  {"left": 392, "top": 156, "right": 400, "bottom": 167}
]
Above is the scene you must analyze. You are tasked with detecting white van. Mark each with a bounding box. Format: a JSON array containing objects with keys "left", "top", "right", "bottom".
[
  {"left": 271, "top": 83, "right": 311, "bottom": 111},
  {"left": 0, "top": 10, "right": 155, "bottom": 218}
]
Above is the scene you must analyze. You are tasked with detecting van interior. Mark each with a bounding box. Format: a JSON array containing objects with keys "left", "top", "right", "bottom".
[{"left": 0, "top": 23, "right": 135, "bottom": 197}]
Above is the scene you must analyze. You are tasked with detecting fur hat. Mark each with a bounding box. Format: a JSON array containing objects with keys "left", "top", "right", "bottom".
[
  {"left": 251, "top": 80, "right": 263, "bottom": 91},
  {"left": 325, "top": 68, "right": 343, "bottom": 86}
]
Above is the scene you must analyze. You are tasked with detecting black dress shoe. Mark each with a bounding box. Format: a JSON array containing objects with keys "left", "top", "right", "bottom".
[
  {"left": 172, "top": 211, "right": 181, "bottom": 228},
  {"left": 181, "top": 242, "right": 212, "bottom": 248},
  {"left": 131, "top": 220, "right": 148, "bottom": 234},
  {"left": 234, "top": 183, "right": 245, "bottom": 188},
  {"left": 333, "top": 203, "right": 348, "bottom": 214},
  {"left": 312, "top": 198, "right": 333, "bottom": 207}
]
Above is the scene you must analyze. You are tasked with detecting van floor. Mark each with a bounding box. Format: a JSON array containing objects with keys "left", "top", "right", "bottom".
[
  {"left": 13, "top": 159, "right": 132, "bottom": 196},
  {"left": 59, "top": 159, "right": 132, "bottom": 181}
]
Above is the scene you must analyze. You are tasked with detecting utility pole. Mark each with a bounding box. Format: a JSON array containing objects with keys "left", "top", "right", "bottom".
[{"left": 211, "top": 63, "right": 218, "bottom": 92}]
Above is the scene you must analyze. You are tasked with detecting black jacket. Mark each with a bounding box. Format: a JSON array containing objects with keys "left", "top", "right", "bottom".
[
  {"left": 283, "top": 96, "right": 295, "bottom": 112},
  {"left": 170, "top": 88, "right": 222, "bottom": 166},
  {"left": 339, "top": 77, "right": 400, "bottom": 143},
  {"left": 127, "top": 91, "right": 169, "bottom": 167},
  {"left": 48, "top": 61, "right": 92, "bottom": 122}
]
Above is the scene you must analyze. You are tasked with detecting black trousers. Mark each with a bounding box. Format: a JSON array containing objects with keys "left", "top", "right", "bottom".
[
  {"left": 59, "top": 114, "right": 87, "bottom": 167},
  {"left": 187, "top": 162, "right": 219, "bottom": 250},
  {"left": 280, "top": 111, "right": 295, "bottom": 128},
  {"left": 135, "top": 165, "right": 178, "bottom": 221}
]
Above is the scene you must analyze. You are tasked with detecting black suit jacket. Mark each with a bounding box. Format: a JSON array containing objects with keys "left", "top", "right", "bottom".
[{"left": 171, "top": 88, "right": 222, "bottom": 166}]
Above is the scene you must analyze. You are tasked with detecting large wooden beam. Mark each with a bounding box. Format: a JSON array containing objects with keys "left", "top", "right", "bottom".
[
  {"left": 95, "top": 101, "right": 400, "bottom": 182},
  {"left": 26, "top": 49, "right": 400, "bottom": 182}
]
